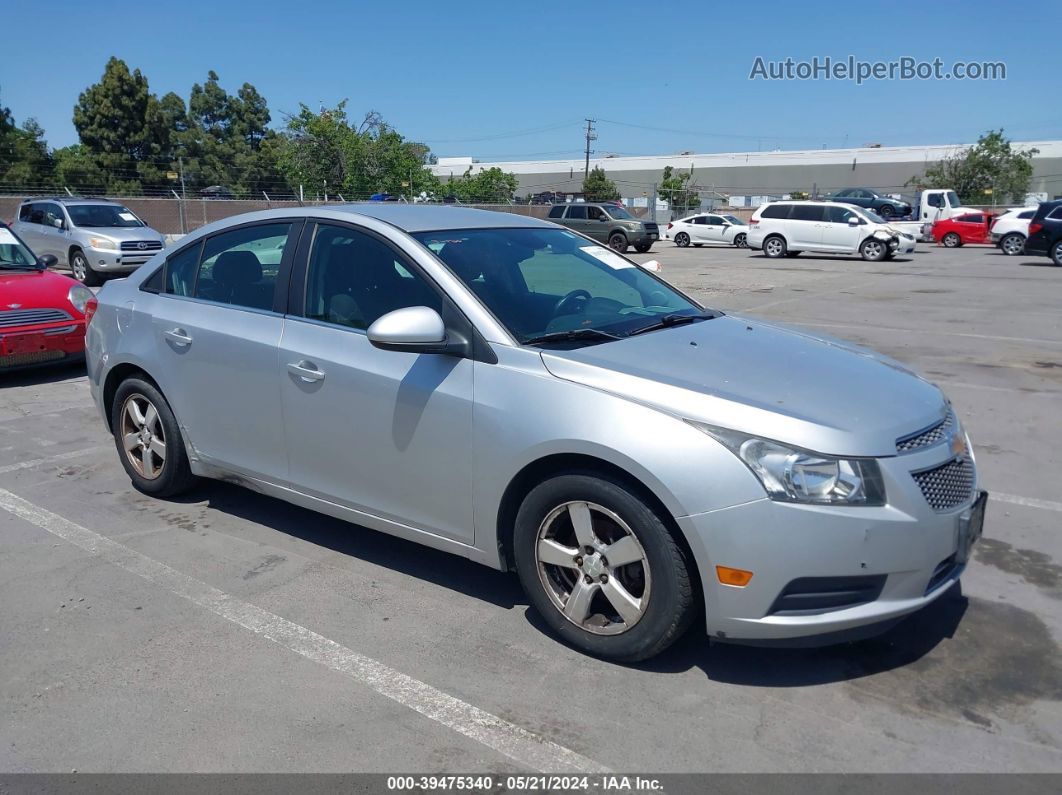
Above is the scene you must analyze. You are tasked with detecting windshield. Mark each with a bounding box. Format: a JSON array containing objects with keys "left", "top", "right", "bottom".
[
  {"left": 0, "top": 227, "right": 42, "bottom": 270},
  {"left": 413, "top": 227, "right": 706, "bottom": 344},
  {"left": 946, "top": 191, "right": 960, "bottom": 208},
  {"left": 67, "top": 204, "right": 144, "bottom": 228},
  {"left": 722, "top": 215, "right": 743, "bottom": 225},
  {"left": 604, "top": 205, "right": 633, "bottom": 220}
]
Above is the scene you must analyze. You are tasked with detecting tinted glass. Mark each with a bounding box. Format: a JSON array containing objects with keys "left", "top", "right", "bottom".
[
  {"left": 587, "top": 206, "right": 605, "bottom": 220},
  {"left": 28, "top": 204, "right": 45, "bottom": 224},
  {"left": 962, "top": 214, "right": 984, "bottom": 224},
  {"left": 1049, "top": 206, "right": 1062, "bottom": 220},
  {"left": 690, "top": 216, "right": 706, "bottom": 225},
  {"left": 67, "top": 204, "right": 144, "bottom": 228},
  {"left": 566, "top": 206, "right": 587, "bottom": 220},
  {"left": 706, "top": 216, "right": 723, "bottom": 225},
  {"left": 416, "top": 227, "right": 700, "bottom": 342},
  {"left": 190, "top": 223, "right": 290, "bottom": 310},
  {"left": 18, "top": 204, "right": 32, "bottom": 222},
  {"left": 826, "top": 205, "right": 858, "bottom": 223},
  {"left": 165, "top": 242, "right": 203, "bottom": 297},
  {"left": 547, "top": 206, "right": 565, "bottom": 218},
  {"left": 304, "top": 224, "right": 441, "bottom": 331},
  {"left": 760, "top": 204, "right": 791, "bottom": 219},
  {"left": 790, "top": 205, "right": 825, "bottom": 222},
  {"left": 1019, "top": 210, "right": 1035, "bottom": 219}
]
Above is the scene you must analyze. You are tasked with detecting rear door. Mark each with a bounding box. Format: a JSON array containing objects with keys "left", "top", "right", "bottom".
[
  {"left": 787, "top": 204, "right": 825, "bottom": 248},
  {"left": 148, "top": 219, "right": 301, "bottom": 482}
]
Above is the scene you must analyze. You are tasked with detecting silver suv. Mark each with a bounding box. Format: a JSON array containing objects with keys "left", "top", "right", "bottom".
[
  {"left": 13, "top": 197, "right": 165, "bottom": 285},
  {"left": 86, "top": 205, "right": 985, "bottom": 661}
]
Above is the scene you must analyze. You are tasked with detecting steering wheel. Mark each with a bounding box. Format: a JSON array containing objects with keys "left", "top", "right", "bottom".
[{"left": 553, "top": 289, "right": 592, "bottom": 317}]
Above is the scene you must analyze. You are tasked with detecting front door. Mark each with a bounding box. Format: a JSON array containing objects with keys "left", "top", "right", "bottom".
[
  {"left": 149, "top": 220, "right": 298, "bottom": 482},
  {"left": 279, "top": 221, "right": 475, "bottom": 543},
  {"left": 819, "top": 205, "right": 864, "bottom": 251}
]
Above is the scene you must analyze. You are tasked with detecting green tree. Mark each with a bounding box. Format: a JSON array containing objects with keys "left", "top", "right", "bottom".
[
  {"left": 442, "top": 167, "right": 518, "bottom": 203},
  {"left": 0, "top": 90, "right": 52, "bottom": 189},
  {"left": 658, "top": 165, "right": 700, "bottom": 214},
  {"left": 582, "top": 166, "right": 620, "bottom": 201},
  {"left": 52, "top": 145, "right": 108, "bottom": 194},
  {"left": 909, "top": 129, "right": 1038, "bottom": 205}
]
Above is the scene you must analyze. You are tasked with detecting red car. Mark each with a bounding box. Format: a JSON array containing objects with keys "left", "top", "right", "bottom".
[
  {"left": 0, "top": 224, "right": 96, "bottom": 372},
  {"left": 932, "top": 212, "right": 995, "bottom": 247}
]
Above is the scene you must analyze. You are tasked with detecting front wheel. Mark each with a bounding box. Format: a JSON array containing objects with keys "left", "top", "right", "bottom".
[
  {"left": 877, "top": 205, "right": 894, "bottom": 220},
  {"left": 763, "top": 235, "right": 787, "bottom": 258},
  {"left": 111, "top": 378, "right": 197, "bottom": 497},
  {"left": 514, "top": 473, "right": 695, "bottom": 662},
  {"left": 1000, "top": 233, "right": 1025, "bottom": 256},
  {"left": 733, "top": 233, "right": 748, "bottom": 248},
  {"left": 634, "top": 243, "right": 652, "bottom": 253},
  {"left": 608, "top": 232, "right": 628, "bottom": 253},
  {"left": 674, "top": 232, "right": 690, "bottom": 248},
  {"left": 860, "top": 237, "right": 889, "bottom": 261},
  {"left": 942, "top": 232, "right": 962, "bottom": 248},
  {"left": 70, "top": 249, "right": 102, "bottom": 286}
]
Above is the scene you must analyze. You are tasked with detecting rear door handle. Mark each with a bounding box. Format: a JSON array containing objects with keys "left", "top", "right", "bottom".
[
  {"left": 287, "top": 360, "right": 325, "bottom": 382},
  {"left": 163, "top": 328, "right": 193, "bottom": 346}
]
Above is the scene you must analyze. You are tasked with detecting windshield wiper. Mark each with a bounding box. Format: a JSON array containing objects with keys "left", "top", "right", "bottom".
[
  {"left": 523, "top": 328, "right": 625, "bottom": 346},
  {"left": 628, "top": 312, "right": 714, "bottom": 336}
]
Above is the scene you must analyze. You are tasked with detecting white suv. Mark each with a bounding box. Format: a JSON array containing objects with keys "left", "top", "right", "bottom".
[
  {"left": 990, "top": 206, "right": 1037, "bottom": 256},
  {"left": 747, "top": 200, "right": 917, "bottom": 261}
]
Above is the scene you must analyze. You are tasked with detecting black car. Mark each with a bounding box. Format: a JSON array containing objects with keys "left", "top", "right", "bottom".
[
  {"left": 824, "top": 188, "right": 912, "bottom": 219},
  {"left": 1024, "top": 199, "right": 1062, "bottom": 266}
]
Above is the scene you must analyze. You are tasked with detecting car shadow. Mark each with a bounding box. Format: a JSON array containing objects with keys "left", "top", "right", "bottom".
[
  {"left": 182, "top": 479, "right": 526, "bottom": 610},
  {"left": 0, "top": 358, "right": 86, "bottom": 387},
  {"left": 1019, "top": 260, "right": 1059, "bottom": 268}
]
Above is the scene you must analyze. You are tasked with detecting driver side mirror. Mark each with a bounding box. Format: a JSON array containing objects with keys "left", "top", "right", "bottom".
[
  {"left": 598, "top": 216, "right": 608, "bottom": 222},
  {"left": 367, "top": 306, "right": 449, "bottom": 354}
]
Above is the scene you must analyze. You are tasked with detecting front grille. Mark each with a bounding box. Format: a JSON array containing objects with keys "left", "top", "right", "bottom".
[
  {"left": 643, "top": 223, "right": 659, "bottom": 232},
  {"left": 119, "top": 240, "right": 163, "bottom": 252},
  {"left": 0, "top": 308, "right": 72, "bottom": 329},
  {"left": 768, "top": 575, "right": 887, "bottom": 616},
  {"left": 912, "top": 457, "right": 975, "bottom": 512},
  {"left": 897, "top": 410, "right": 954, "bottom": 453}
]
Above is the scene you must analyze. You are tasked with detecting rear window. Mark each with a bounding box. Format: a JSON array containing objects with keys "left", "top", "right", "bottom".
[
  {"left": 1019, "top": 210, "right": 1035, "bottom": 219},
  {"left": 547, "top": 206, "right": 565, "bottom": 219},
  {"left": 760, "top": 204, "right": 791, "bottom": 219},
  {"left": 790, "top": 205, "right": 825, "bottom": 222},
  {"left": 1049, "top": 205, "right": 1062, "bottom": 220}
]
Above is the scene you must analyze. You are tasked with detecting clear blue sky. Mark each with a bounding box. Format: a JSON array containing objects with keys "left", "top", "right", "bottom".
[{"left": 3, "top": 0, "right": 1059, "bottom": 159}]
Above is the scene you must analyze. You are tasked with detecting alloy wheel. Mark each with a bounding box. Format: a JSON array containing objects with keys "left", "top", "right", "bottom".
[
  {"left": 764, "top": 237, "right": 784, "bottom": 257},
  {"left": 71, "top": 253, "right": 88, "bottom": 281},
  {"left": 535, "top": 501, "right": 651, "bottom": 636},
  {"left": 120, "top": 394, "right": 167, "bottom": 480},
  {"left": 675, "top": 232, "right": 690, "bottom": 247},
  {"left": 734, "top": 233, "right": 747, "bottom": 248},
  {"left": 943, "top": 233, "right": 960, "bottom": 248},
  {"left": 1001, "top": 234, "right": 1024, "bottom": 255},
  {"left": 862, "top": 239, "right": 885, "bottom": 260}
]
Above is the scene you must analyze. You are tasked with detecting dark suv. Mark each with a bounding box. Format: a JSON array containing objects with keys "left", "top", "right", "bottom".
[
  {"left": 1024, "top": 200, "right": 1062, "bottom": 265},
  {"left": 823, "top": 188, "right": 912, "bottom": 220},
  {"left": 547, "top": 203, "right": 659, "bottom": 252}
]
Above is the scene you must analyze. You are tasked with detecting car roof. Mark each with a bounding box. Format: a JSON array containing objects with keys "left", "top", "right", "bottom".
[{"left": 334, "top": 204, "right": 554, "bottom": 231}]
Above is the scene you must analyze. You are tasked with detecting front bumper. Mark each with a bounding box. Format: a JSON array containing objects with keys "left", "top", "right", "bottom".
[
  {"left": 0, "top": 321, "right": 86, "bottom": 370},
  {"left": 84, "top": 247, "right": 149, "bottom": 273},
  {"left": 677, "top": 447, "right": 983, "bottom": 643}
]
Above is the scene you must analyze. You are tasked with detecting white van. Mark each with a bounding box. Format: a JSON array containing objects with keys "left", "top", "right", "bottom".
[{"left": 746, "top": 201, "right": 917, "bottom": 261}]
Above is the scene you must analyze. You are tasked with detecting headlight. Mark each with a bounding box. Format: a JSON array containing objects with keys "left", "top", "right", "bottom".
[
  {"left": 67, "top": 285, "right": 94, "bottom": 314},
  {"left": 89, "top": 237, "right": 117, "bottom": 250},
  {"left": 689, "top": 422, "right": 886, "bottom": 506}
]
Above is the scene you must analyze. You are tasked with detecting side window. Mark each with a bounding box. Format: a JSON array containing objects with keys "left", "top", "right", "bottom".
[
  {"left": 1048, "top": 206, "right": 1062, "bottom": 220},
  {"left": 193, "top": 223, "right": 291, "bottom": 310},
  {"left": 689, "top": 216, "right": 705, "bottom": 225},
  {"left": 586, "top": 206, "right": 604, "bottom": 221},
  {"left": 42, "top": 203, "right": 64, "bottom": 228},
  {"left": 827, "top": 206, "right": 857, "bottom": 224},
  {"left": 790, "top": 205, "right": 824, "bottom": 222},
  {"left": 961, "top": 214, "right": 983, "bottom": 224},
  {"left": 28, "top": 204, "right": 45, "bottom": 224},
  {"left": 18, "top": 204, "right": 33, "bottom": 222},
  {"left": 566, "top": 205, "right": 587, "bottom": 220},
  {"left": 165, "top": 242, "right": 203, "bottom": 297},
  {"left": 760, "top": 204, "right": 791, "bottom": 219},
  {"left": 706, "top": 216, "right": 723, "bottom": 226},
  {"left": 927, "top": 193, "right": 943, "bottom": 208},
  {"left": 1019, "top": 210, "right": 1035, "bottom": 220},
  {"left": 304, "top": 224, "right": 442, "bottom": 331},
  {"left": 547, "top": 206, "right": 565, "bottom": 219}
]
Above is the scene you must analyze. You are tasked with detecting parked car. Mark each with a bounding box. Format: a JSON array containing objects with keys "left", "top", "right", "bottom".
[
  {"left": 547, "top": 202, "right": 659, "bottom": 252},
  {"left": 665, "top": 213, "right": 749, "bottom": 248},
  {"left": 12, "top": 197, "right": 165, "bottom": 286},
  {"left": 931, "top": 213, "right": 994, "bottom": 247},
  {"left": 0, "top": 223, "right": 95, "bottom": 371},
  {"left": 990, "top": 207, "right": 1037, "bottom": 255},
  {"left": 1023, "top": 199, "right": 1062, "bottom": 266},
  {"left": 747, "top": 201, "right": 917, "bottom": 261},
  {"left": 86, "top": 205, "right": 985, "bottom": 661},
  {"left": 200, "top": 185, "right": 234, "bottom": 200},
  {"left": 823, "top": 188, "right": 912, "bottom": 220}
]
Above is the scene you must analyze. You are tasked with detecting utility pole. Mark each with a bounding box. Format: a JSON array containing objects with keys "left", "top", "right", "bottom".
[
  {"left": 583, "top": 119, "right": 597, "bottom": 180},
  {"left": 178, "top": 156, "right": 187, "bottom": 200}
]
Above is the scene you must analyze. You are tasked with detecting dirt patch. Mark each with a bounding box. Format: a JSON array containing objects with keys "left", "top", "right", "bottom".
[{"left": 975, "top": 537, "right": 1062, "bottom": 592}]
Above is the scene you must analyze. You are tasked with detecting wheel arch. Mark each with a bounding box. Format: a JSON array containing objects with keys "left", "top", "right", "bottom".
[{"left": 102, "top": 363, "right": 161, "bottom": 432}]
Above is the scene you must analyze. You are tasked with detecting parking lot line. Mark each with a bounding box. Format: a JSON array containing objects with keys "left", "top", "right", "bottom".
[
  {"left": 992, "top": 493, "right": 1062, "bottom": 513},
  {"left": 793, "top": 321, "right": 1062, "bottom": 348},
  {"left": 0, "top": 484, "right": 610, "bottom": 775},
  {"left": 0, "top": 445, "right": 109, "bottom": 475}
]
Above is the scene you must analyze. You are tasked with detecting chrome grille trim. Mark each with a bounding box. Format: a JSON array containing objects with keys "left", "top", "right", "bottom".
[
  {"left": 0, "top": 308, "right": 73, "bottom": 328},
  {"left": 912, "top": 457, "right": 975, "bottom": 512},
  {"left": 896, "top": 410, "right": 954, "bottom": 453},
  {"left": 119, "top": 240, "right": 163, "bottom": 252}
]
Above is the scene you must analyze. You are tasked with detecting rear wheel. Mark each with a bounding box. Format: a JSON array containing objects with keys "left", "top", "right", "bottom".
[
  {"left": 733, "top": 233, "right": 748, "bottom": 248},
  {"left": 674, "top": 232, "right": 690, "bottom": 248},
  {"left": 1052, "top": 241, "right": 1062, "bottom": 266},
  {"left": 70, "top": 249, "right": 102, "bottom": 286},
  {"left": 514, "top": 473, "right": 695, "bottom": 662},
  {"left": 763, "top": 235, "right": 787, "bottom": 258},
  {"left": 111, "top": 378, "right": 197, "bottom": 497},
  {"left": 942, "top": 232, "right": 962, "bottom": 248},
  {"left": 608, "top": 232, "right": 628, "bottom": 253},
  {"left": 1000, "top": 233, "right": 1025, "bottom": 256},
  {"left": 860, "top": 237, "right": 889, "bottom": 261}
]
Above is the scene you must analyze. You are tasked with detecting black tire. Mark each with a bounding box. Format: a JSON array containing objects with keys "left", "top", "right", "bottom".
[
  {"left": 70, "top": 248, "right": 102, "bottom": 286},
  {"left": 942, "top": 232, "right": 962, "bottom": 248},
  {"left": 692, "top": 243, "right": 704, "bottom": 247},
  {"left": 1000, "top": 233, "right": 1025, "bottom": 256},
  {"left": 111, "top": 377, "right": 197, "bottom": 498},
  {"left": 733, "top": 233, "right": 747, "bottom": 248},
  {"left": 762, "top": 235, "right": 787, "bottom": 258},
  {"left": 877, "top": 204, "right": 894, "bottom": 220},
  {"left": 608, "top": 232, "right": 628, "bottom": 253},
  {"left": 514, "top": 473, "right": 696, "bottom": 662},
  {"left": 1052, "top": 241, "right": 1062, "bottom": 267},
  {"left": 674, "top": 232, "right": 690, "bottom": 248},
  {"left": 634, "top": 243, "right": 652, "bottom": 253},
  {"left": 860, "top": 237, "right": 889, "bottom": 261}
]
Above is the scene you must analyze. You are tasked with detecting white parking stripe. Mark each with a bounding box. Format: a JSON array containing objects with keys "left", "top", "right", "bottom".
[
  {"left": 992, "top": 492, "right": 1062, "bottom": 513},
  {"left": 0, "top": 446, "right": 109, "bottom": 475},
  {"left": 0, "top": 486, "right": 609, "bottom": 775}
]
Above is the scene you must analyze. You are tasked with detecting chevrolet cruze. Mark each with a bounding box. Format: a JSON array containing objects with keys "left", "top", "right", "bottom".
[{"left": 86, "top": 205, "right": 986, "bottom": 661}]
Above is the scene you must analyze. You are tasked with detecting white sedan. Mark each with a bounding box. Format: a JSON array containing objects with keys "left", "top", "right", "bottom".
[{"left": 664, "top": 213, "right": 750, "bottom": 248}]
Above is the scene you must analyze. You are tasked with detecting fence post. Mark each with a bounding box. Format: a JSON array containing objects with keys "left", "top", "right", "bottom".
[
  {"left": 171, "top": 190, "right": 186, "bottom": 235},
  {"left": 651, "top": 183, "right": 657, "bottom": 222},
  {"left": 262, "top": 191, "right": 272, "bottom": 208}
]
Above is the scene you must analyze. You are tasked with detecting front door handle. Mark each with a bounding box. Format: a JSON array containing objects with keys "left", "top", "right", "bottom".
[
  {"left": 163, "top": 328, "right": 193, "bottom": 346},
  {"left": 287, "top": 360, "right": 325, "bottom": 382}
]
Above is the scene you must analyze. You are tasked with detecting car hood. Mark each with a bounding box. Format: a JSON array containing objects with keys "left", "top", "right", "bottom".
[
  {"left": 0, "top": 268, "right": 82, "bottom": 314},
  {"left": 539, "top": 314, "right": 946, "bottom": 457}
]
